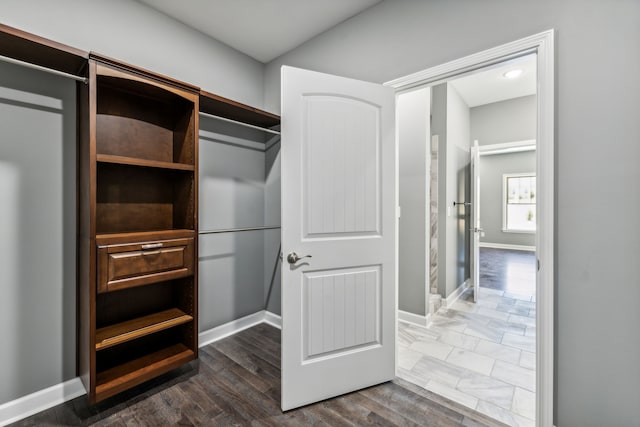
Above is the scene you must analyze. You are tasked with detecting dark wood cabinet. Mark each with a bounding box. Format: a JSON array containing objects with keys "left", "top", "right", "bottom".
[{"left": 78, "top": 54, "right": 199, "bottom": 404}]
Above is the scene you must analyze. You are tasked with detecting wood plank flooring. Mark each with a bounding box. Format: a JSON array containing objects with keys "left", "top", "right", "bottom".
[
  {"left": 479, "top": 248, "right": 536, "bottom": 295},
  {"left": 11, "top": 324, "right": 505, "bottom": 426}
]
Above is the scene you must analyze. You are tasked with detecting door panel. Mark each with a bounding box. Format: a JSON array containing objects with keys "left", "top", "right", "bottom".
[
  {"left": 304, "top": 266, "right": 380, "bottom": 359},
  {"left": 281, "top": 66, "right": 396, "bottom": 411},
  {"left": 303, "top": 95, "right": 380, "bottom": 237}
]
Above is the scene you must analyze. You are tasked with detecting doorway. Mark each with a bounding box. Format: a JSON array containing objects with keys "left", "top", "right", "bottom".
[
  {"left": 395, "top": 46, "right": 547, "bottom": 427},
  {"left": 277, "top": 30, "right": 554, "bottom": 426}
]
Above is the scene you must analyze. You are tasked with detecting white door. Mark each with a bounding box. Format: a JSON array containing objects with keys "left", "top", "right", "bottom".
[
  {"left": 281, "top": 66, "right": 396, "bottom": 411},
  {"left": 470, "top": 140, "right": 481, "bottom": 302}
]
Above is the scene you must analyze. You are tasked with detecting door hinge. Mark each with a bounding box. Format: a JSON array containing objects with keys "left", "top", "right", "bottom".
[
  {"left": 537, "top": 259, "right": 540, "bottom": 271},
  {"left": 397, "top": 206, "right": 401, "bottom": 218}
]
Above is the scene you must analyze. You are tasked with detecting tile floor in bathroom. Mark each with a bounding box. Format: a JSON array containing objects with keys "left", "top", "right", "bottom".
[{"left": 398, "top": 249, "right": 536, "bottom": 427}]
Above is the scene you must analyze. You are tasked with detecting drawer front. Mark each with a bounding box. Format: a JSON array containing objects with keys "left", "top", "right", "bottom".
[{"left": 98, "top": 238, "right": 194, "bottom": 293}]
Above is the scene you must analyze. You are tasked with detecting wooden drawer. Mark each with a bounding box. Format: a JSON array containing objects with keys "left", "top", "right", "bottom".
[{"left": 97, "top": 237, "right": 194, "bottom": 293}]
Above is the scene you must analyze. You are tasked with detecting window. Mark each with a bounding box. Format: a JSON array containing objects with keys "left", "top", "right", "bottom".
[{"left": 503, "top": 173, "right": 536, "bottom": 232}]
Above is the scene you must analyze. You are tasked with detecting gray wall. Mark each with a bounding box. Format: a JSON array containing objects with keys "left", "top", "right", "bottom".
[
  {"left": 445, "top": 84, "right": 471, "bottom": 297},
  {"left": 433, "top": 83, "right": 472, "bottom": 299},
  {"left": 0, "top": 0, "right": 268, "bottom": 407},
  {"left": 264, "top": 143, "right": 282, "bottom": 315},
  {"left": 471, "top": 95, "right": 536, "bottom": 145},
  {"left": 263, "top": 1, "right": 640, "bottom": 425},
  {"left": 431, "top": 84, "right": 448, "bottom": 299},
  {"left": 479, "top": 152, "right": 537, "bottom": 246},
  {"left": 471, "top": 95, "right": 537, "bottom": 247},
  {"left": 0, "top": 62, "right": 76, "bottom": 403},
  {"left": 198, "top": 119, "right": 269, "bottom": 330},
  {"left": 2, "top": 0, "right": 264, "bottom": 107},
  {"left": 398, "top": 88, "right": 430, "bottom": 316}
]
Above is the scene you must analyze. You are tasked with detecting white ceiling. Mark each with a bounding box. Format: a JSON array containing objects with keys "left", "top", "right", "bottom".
[
  {"left": 137, "top": 0, "right": 382, "bottom": 63},
  {"left": 450, "top": 54, "right": 536, "bottom": 107}
]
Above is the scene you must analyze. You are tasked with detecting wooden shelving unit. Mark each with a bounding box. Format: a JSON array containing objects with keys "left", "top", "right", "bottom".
[
  {"left": 0, "top": 22, "right": 283, "bottom": 406},
  {"left": 96, "top": 308, "right": 193, "bottom": 351},
  {"left": 78, "top": 54, "right": 199, "bottom": 404},
  {"left": 0, "top": 23, "right": 88, "bottom": 77},
  {"left": 200, "top": 90, "right": 280, "bottom": 129},
  {"left": 96, "top": 154, "right": 195, "bottom": 171},
  {"left": 95, "top": 343, "right": 194, "bottom": 402}
]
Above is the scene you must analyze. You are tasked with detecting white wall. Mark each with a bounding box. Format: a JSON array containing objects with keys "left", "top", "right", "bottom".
[
  {"left": 264, "top": 1, "right": 640, "bottom": 425},
  {"left": 398, "top": 88, "right": 430, "bottom": 315},
  {"left": 1, "top": 0, "right": 264, "bottom": 107}
]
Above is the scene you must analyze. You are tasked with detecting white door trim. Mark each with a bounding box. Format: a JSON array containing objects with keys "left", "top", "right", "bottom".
[
  {"left": 479, "top": 139, "right": 536, "bottom": 156},
  {"left": 384, "top": 30, "right": 555, "bottom": 427}
]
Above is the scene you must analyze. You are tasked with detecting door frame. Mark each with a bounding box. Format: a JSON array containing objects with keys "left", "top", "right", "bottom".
[{"left": 385, "top": 30, "right": 554, "bottom": 427}]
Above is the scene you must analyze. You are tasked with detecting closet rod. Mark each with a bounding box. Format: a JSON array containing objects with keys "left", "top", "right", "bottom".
[
  {"left": 0, "top": 54, "right": 88, "bottom": 83},
  {"left": 199, "top": 225, "right": 281, "bottom": 235},
  {"left": 199, "top": 111, "right": 281, "bottom": 136}
]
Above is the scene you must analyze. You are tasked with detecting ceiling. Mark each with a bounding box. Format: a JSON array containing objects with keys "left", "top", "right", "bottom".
[
  {"left": 137, "top": 0, "right": 382, "bottom": 63},
  {"left": 450, "top": 54, "right": 536, "bottom": 107}
]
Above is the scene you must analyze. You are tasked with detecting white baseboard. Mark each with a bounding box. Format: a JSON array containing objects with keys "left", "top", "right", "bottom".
[
  {"left": 0, "top": 378, "right": 85, "bottom": 427},
  {"left": 479, "top": 242, "right": 535, "bottom": 252},
  {"left": 444, "top": 280, "right": 470, "bottom": 308},
  {"left": 0, "top": 310, "right": 282, "bottom": 426},
  {"left": 263, "top": 311, "right": 282, "bottom": 329},
  {"left": 198, "top": 310, "right": 281, "bottom": 347},
  {"left": 398, "top": 310, "right": 430, "bottom": 327}
]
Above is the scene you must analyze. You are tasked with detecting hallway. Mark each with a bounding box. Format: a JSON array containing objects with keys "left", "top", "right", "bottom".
[{"left": 398, "top": 249, "right": 536, "bottom": 427}]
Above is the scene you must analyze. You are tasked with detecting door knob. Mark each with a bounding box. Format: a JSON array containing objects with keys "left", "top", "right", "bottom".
[{"left": 287, "top": 252, "right": 312, "bottom": 264}]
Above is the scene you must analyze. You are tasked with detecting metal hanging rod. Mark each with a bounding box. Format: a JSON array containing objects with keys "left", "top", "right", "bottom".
[
  {"left": 453, "top": 201, "right": 471, "bottom": 206},
  {"left": 0, "top": 54, "right": 88, "bottom": 84},
  {"left": 199, "top": 111, "right": 281, "bottom": 136},
  {"left": 199, "top": 225, "right": 281, "bottom": 235}
]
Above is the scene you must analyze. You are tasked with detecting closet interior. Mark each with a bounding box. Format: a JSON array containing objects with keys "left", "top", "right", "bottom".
[
  {"left": 0, "top": 23, "right": 282, "bottom": 404},
  {"left": 197, "top": 91, "right": 282, "bottom": 339}
]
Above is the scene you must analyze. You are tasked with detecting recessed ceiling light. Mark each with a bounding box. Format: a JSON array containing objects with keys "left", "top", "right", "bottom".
[{"left": 503, "top": 69, "right": 523, "bottom": 79}]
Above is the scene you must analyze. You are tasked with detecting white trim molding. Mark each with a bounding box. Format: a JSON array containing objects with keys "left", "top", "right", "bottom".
[
  {"left": 386, "top": 29, "right": 555, "bottom": 427},
  {"left": 0, "top": 378, "right": 85, "bottom": 427},
  {"left": 199, "top": 310, "right": 281, "bottom": 347},
  {"left": 398, "top": 310, "right": 430, "bottom": 327},
  {"left": 384, "top": 31, "right": 545, "bottom": 91},
  {"left": 479, "top": 242, "right": 536, "bottom": 252},
  {"left": 263, "top": 311, "right": 283, "bottom": 329},
  {"left": 479, "top": 139, "right": 536, "bottom": 156},
  {"left": 443, "top": 280, "right": 471, "bottom": 309}
]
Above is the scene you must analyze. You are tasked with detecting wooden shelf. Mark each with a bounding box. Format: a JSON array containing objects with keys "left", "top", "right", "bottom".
[
  {"left": 96, "top": 229, "right": 195, "bottom": 246},
  {"left": 96, "top": 308, "right": 193, "bottom": 351},
  {"left": 0, "top": 23, "right": 88, "bottom": 77},
  {"left": 95, "top": 343, "right": 195, "bottom": 402},
  {"left": 200, "top": 90, "right": 280, "bottom": 129},
  {"left": 97, "top": 154, "right": 194, "bottom": 171}
]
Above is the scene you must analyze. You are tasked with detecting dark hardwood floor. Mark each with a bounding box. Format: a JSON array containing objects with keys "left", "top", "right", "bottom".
[
  {"left": 11, "top": 324, "right": 505, "bottom": 426},
  {"left": 479, "top": 248, "right": 536, "bottom": 295}
]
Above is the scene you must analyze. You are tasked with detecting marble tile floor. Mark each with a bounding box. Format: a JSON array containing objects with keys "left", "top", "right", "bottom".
[{"left": 398, "top": 286, "right": 536, "bottom": 427}]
